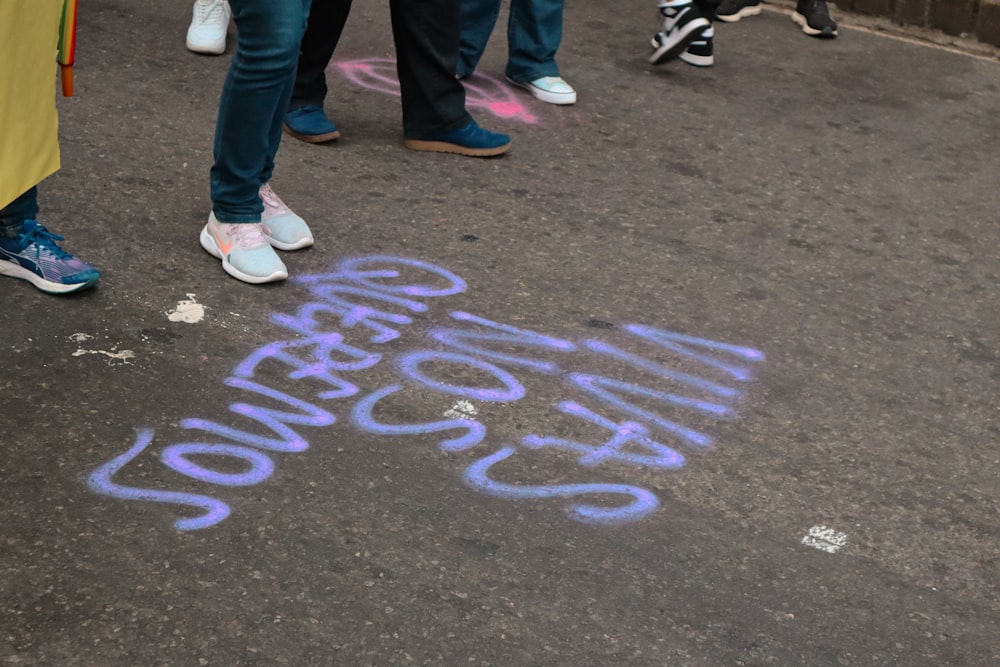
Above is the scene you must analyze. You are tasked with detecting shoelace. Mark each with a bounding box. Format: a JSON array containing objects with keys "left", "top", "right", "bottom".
[
  {"left": 194, "top": 0, "right": 228, "bottom": 26},
  {"left": 259, "top": 184, "right": 292, "bottom": 216},
  {"left": 224, "top": 222, "right": 270, "bottom": 250},
  {"left": 21, "top": 224, "right": 73, "bottom": 260}
]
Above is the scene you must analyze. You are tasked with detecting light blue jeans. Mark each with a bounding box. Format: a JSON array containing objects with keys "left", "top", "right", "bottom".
[
  {"left": 457, "top": 0, "right": 564, "bottom": 83},
  {"left": 210, "top": 0, "right": 312, "bottom": 223}
]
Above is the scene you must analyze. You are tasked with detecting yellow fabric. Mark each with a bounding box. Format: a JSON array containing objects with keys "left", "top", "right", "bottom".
[{"left": 0, "top": 0, "right": 62, "bottom": 209}]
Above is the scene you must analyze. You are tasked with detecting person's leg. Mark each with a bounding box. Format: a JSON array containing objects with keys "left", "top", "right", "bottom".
[
  {"left": 0, "top": 186, "right": 40, "bottom": 233},
  {"left": 501, "top": 0, "right": 576, "bottom": 105},
  {"left": 457, "top": 0, "right": 502, "bottom": 77},
  {"left": 389, "top": 0, "right": 511, "bottom": 156},
  {"left": 284, "top": 0, "right": 352, "bottom": 143},
  {"left": 390, "top": 0, "right": 472, "bottom": 139},
  {"left": 0, "top": 186, "right": 100, "bottom": 294},
  {"left": 504, "top": 0, "right": 563, "bottom": 82},
  {"left": 204, "top": 0, "right": 312, "bottom": 284},
  {"left": 288, "top": 0, "right": 353, "bottom": 109},
  {"left": 210, "top": 0, "right": 310, "bottom": 223}
]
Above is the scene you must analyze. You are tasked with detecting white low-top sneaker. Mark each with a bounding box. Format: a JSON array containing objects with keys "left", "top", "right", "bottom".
[
  {"left": 508, "top": 76, "right": 577, "bottom": 105},
  {"left": 259, "top": 183, "right": 314, "bottom": 251},
  {"left": 186, "top": 0, "right": 231, "bottom": 55},
  {"left": 200, "top": 213, "right": 288, "bottom": 284}
]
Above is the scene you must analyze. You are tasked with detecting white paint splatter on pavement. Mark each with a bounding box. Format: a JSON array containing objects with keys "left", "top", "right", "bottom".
[
  {"left": 443, "top": 400, "right": 478, "bottom": 420},
  {"left": 802, "top": 525, "right": 848, "bottom": 553},
  {"left": 72, "top": 348, "right": 136, "bottom": 364},
  {"left": 167, "top": 294, "right": 206, "bottom": 323}
]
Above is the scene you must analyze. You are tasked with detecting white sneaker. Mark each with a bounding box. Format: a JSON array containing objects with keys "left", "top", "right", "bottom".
[
  {"left": 186, "top": 0, "right": 231, "bottom": 55},
  {"left": 259, "top": 183, "right": 314, "bottom": 251},
  {"left": 200, "top": 213, "right": 288, "bottom": 284},
  {"left": 507, "top": 76, "right": 577, "bottom": 105}
]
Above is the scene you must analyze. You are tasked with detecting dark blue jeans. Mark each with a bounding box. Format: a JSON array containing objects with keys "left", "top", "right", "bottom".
[
  {"left": 0, "top": 187, "right": 39, "bottom": 234},
  {"left": 210, "top": 0, "right": 312, "bottom": 223},
  {"left": 288, "top": 0, "right": 354, "bottom": 111},
  {"left": 291, "top": 0, "right": 471, "bottom": 139},
  {"left": 457, "top": 0, "right": 564, "bottom": 83}
]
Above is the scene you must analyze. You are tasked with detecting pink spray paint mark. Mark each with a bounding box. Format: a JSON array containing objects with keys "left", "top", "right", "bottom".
[{"left": 332, "top": 57, "right": 538, "bottom": 125}]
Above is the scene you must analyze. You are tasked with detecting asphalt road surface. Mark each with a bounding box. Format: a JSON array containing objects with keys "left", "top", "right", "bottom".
[{"left": 2, "top": 0, "right": 999, "bottom": 665}]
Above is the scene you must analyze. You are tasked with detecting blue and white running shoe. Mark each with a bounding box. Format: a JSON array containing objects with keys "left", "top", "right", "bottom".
[{"left": 0, "top": 220, "right": 100, "bottom": 294}]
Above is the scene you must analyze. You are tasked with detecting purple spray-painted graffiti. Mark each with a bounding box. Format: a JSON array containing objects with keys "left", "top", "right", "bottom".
[
  {"left": 88, "top": 256, "right": 764, "bottom": 531},
  {"left": 332, "top": 58, "right": 538, "bottom": 124}
]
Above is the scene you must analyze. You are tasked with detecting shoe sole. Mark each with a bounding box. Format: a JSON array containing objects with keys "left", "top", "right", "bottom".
[
  {"left": 649, "top": 19, "right": 711, "bottom": 65},
  {"left": 402, "top": 138, "right": 511, "bottom": 157},
  {"left": 0, "top": 261, "right": 98, "bottom": 294},
  {"left": 679, "top": 51, "right": 714, "bottom": 67},
  {"left": 283, "top": 123, "right": 341, "bottom": 144},
  {"left": 792, "top": 11, "right": 838, "bottom": 36},
  {"left": 505, "top": 77, "right": 577, "bottom": 105},
  {"left": 651, "top": 33, "right": 714, "bottom": 67},
  {"left": 185, "top": 39, "right": 226, "bottom": 55},
  {"left": 262, "top": 223, "right": 315, "bottom": 251},
  {"left": 715, "top": 5, "right": 762, "bottom": 21},
  {"left": 199, "top": 225, "right": 288, "bottom": 284},
  {"left": 263, "top": 233, "right": 314, "bottom": 251}
]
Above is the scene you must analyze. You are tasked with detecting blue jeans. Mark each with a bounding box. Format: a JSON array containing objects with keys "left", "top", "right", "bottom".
[
  {"left": 457, "top": 0, "right": 564, "bottom": 83},
  {"left": 0, "top": 187, "right": 39, "bottom": 233},
  {"left": 210, "top": 0, "right": 312, "bottom": 223}
]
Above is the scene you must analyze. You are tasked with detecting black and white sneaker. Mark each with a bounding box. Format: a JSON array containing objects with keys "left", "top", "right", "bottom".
[
  {"left": 649, "top": 0, "right": 712, "bottom": 65},
  {"left": 715, "top": 0, "right": 762, "bottom": 22},
  {"left": 680, "top": 25, "right": 714, "bottom": 66},
  {"left": 792, "top": 0, "right": 838, "bottom": 37},
  {"left": 652, "top": 25, "right": 714, "bottom": 67}
]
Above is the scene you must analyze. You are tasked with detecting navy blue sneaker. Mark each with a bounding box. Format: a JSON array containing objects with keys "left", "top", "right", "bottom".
[
  {"left": 0, "top": 220, "right": 99, "bottom": 294},
  {"left": 403, "top": 119, "right": 511, "bottom": 157},
  {"left": 283, "top": 105, "right": 341, "bottom": 143}
]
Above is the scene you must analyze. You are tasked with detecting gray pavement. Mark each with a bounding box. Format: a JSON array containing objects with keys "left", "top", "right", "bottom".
[{"left": 3, "top": 0, "right": 1000, "bottom": 665}]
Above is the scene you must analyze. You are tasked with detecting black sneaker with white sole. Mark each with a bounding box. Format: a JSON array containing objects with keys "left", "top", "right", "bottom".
[
  {"left": 649, "top": 0, "right": 712, "bottom": 65},
  {"left": 715, "top": 0, "right": 762, "bottom": 22},
  {"left": 792, "top": 0, "right": 838, "bottom": 37}
]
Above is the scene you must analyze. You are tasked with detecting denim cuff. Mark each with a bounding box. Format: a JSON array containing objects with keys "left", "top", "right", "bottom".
[
  {"left": 0, "top": 222, "right": 25, "bottom": 238},
  {"left": 211, "top": 210, "right": 262, "bottom": 224}
]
